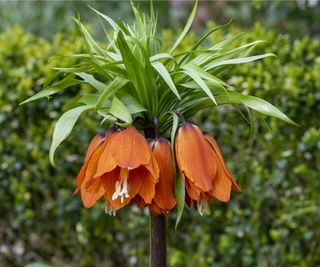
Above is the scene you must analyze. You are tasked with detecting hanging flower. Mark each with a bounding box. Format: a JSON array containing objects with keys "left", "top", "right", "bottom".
[
  {"left": 175, "top": 122, "right": 241, "bottom": 215},
  {"left": 148, "top": 138, "right": 176, "bottom": 215},
  {"left": 73, "top": 128, "right": 116, "bottom": 210},
  {"left": 92, "top": 126, "right": 159, "bottom": 211}
]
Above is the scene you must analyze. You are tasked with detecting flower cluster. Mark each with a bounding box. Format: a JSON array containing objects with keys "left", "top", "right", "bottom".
[{"left": 74, "top": 123, "right": 241, "bottom": 216}]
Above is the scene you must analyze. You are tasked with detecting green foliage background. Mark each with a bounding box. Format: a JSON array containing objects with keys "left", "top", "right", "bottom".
[{"left": 1, "top": 20, "right": 320, "bottom": 267}]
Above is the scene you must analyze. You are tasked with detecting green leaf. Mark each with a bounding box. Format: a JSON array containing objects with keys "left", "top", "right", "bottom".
[
  {"left": 20, "top": 76, "right": 79, "bottom": 104},
  {"left": 169, "top": 111, "right": 179, "bottom": 154},
  {"left": 49, "top": 105, "right": 94, "bottom": 166},
  {"left": 116, "top": 31, "right": 149, "bottom": 109},
  {"left": 175, "top": 173, "right": 185, "bottom": 230},
  {"left": 108, "top": 96, "right": 132, "bottom": 124},
  {"left": 73, "top": 17, "right": 105, "bottom": 57},
  {"left": 75, "top": 72, "right": 106, "bottom": 92},
  {"left": 152, "top": 61, "right": 181, "bottom": 100},
  {"left": 118, "top": 93, "right": 147, "bottom": 114},
  {"left": 150, "top": 53, "right": 175, "bottom": 62},
  {"left": 170, "top": 0, "right": 198, "bottom": 54},
  {"left": 20, "top": 88, "right": 60, "bottom": 105},
  {"left": 25, "top": 263, "right": 53, "bottom": 267},
  {"left": 78, "top": 94, "right": 99, "bottom": 105},
  {"left": 182, "top": 62, "right": 229, "bottom": 89},
  {"left": 167, "top": 111, "right": 185, "bottom": 229},
  {"left": 205, "top": 53, "right": 275, "bottom": 70},
  {"left": 178, "top": 19, "right": 233, "bottom": 66},
  {"left": 96, "top": 77, "right": 128, "bottom": 109},
  {"left": 184, "top": 91, "right": 297, "bottom": 126},
  {"left": 182, "top": 68, "right": 217, "bottom": 105},
  {"left": 88, "top": 6, "right": 120, "bottom": 31},
  {"left": 232, "top": 93, "right": 298, "bottom": 126}
]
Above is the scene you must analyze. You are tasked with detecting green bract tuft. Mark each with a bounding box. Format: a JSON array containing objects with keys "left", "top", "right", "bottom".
[{"left": 22, "top": 1, "right": 296, "bottom": 166}]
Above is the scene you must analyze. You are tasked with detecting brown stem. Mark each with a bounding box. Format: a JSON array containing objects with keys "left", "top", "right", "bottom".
[
  {"left": 144, "top": 127, "right": 167, "bottom": 267},
  {"left": 150, "top": 214, "right": 167, "bottom": 267}
]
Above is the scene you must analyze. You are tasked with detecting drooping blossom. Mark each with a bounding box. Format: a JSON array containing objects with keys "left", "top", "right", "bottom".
[
  {"left": 175, "top": 122, "right": 241, "bottom": 215},
  {"left": 148, "top": 138, "right": 176, "bottom": 215},
  {"left": 92, "top": 126, "right": 159, "bottom": 211}
]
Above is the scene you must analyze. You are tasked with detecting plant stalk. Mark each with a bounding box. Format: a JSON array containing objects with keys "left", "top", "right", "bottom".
[
  {"left": 150, "top": 214, "right": 167, "bottom": 267},
  {"left": 144, "top": 125, "right": 167, "bottom": 267}
]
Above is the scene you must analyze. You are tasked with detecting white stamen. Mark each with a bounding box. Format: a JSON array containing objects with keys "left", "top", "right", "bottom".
[
  {"left": 105, "top": 201, "right": 116, "bottom": 216},
  {"left": 197, "top": 199, "right": 211, "bottom": 216},
  {"left": 112, "top": 168, "right": 130, "bottom": 203}
]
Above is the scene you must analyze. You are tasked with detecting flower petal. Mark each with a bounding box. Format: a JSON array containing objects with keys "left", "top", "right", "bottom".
[
  {"left": 107, "top": 126, "right": 151, "bottom": 169},
  {"left": 134, "top": 166, "right": 157, "bottom": 204},
  {"left": 73, "top": 134, "right": 104, "bottom": 195},
  {"left": 175, "top": 123, "right": 216, "bottom": 192},
  {"left": 81, "top": 178, "right": 105, "bottom": 208},
  {"left": 182, "top": 172, "right": 201, "bottom": 201},
  {"left": 204, "top": 133, "right": 241, "bottom": 192},
  {"left": 151, "top": 138, "right": 176, "bottom": 211},
  {"left": 84, "top": 134, "right": 104, "bottom": 162}
]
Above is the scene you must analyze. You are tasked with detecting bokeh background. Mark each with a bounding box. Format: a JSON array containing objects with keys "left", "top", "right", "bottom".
[{"left": 0, "top": 1, "right": 319, "bottom": 266}]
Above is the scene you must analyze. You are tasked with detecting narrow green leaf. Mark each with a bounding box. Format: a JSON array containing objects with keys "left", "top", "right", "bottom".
[
  {"left": 20, "top": 77, "right": 79, "bottom": 105},
  {"left": 183, "top": 68, "right": 217, "bottom": 105},
  {"left": 182, "top": 91, "right": 297, "bottom": 126},
  {"left": 109, "top": 96, "right": 132, "bottom": 124},
  {"left": 170, "top": 0, "right": 198, "bottom": 54},
  {"left": 88, "top": 6, "right": 120, "bottom": 31},
  {"left": 193, "top": 32, "right": 244, "bottom": 65},
  {"left": 205, "top": 53, "right": 275, "bottom": 70},
  {"left": 20, "top": 88, "right": 60, "bottom": 105},
  {"left": 234, "top": 93, "right": 298, "bottom": 126},
  {"left": 118, "top": 93, "right": 147, "bottom": 114},
  {"left": 152, "top": 61, "right": 181, "bottom": 100},
  {"left": 175, "top": 173, "right": 185, "bottom": 230},
  {"left": 25, "top": 263, "right": 53, "bottom": 267},
  {"left": 183, "top": 62, "right": 229, "bottom": 89},
  {"left": 132, "top": 4, "right": 146, "bottom": 39},
  {"left": 150, "top": 53, "right": 175, "bottom": 62},
  {"left": 116, "top": 31, "right": 149, "bottom": 108},
  {"left": 167, "top": 111, "right": 185, "bottom": 229},
  {"left": 75, "top": 72, "right": 106, "bottom": 92},
  {"left": 49, "top": 105, "right": 94, "bottom": 166},
  {"left": 78, "top": 94, "right": 99, "bottom": 105},
  {"left": 178, "top": 19, "right": 233, "bottom": 66},
  {"left": 169, "top": 111, "right": 179, "bottom": 153},
  {"left": 96, "top": 77, "right": 128, "bottom": 109},
  {"left": 73, "top": 18, "right": 105, "bottom": 56},
  {"left": 209, "top": 32, "right": 244, "bottom": 51}
]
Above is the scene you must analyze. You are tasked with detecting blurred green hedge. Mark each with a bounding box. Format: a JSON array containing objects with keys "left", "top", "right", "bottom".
[{"left": 0, "top": 24, "right": 319, "bottom": 267}]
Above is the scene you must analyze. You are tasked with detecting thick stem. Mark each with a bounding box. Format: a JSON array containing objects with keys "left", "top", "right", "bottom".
[
  {"left": 144, "top": 126, "right": 167, "bottom": 267},
  {"left": 150, "top": 214, "right": 167, "bottom": 267}
]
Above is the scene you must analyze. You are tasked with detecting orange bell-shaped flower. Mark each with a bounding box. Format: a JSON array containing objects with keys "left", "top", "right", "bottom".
[
  {"left": 93, "top": 126, "right": 159, "bottom": 211},
  {"left": 175, "top": 123, "right": 217, "bottom": 202},
  {"left": 148, "top": 138, "right": 176, "bottom": 215},
  {"left": 73, "top": 129, "right": 116, "bottom": 209},
  {"left": 175, "top": 122, "right": 241, "bottom": 214}
]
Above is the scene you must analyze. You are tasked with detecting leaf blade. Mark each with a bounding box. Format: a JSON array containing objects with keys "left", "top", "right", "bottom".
[
  {"left": 49, "top": 105, "right": 94, "bottom": 166},
  {"left": 152, "top": 61, "right": 181, "bottom": 100}
]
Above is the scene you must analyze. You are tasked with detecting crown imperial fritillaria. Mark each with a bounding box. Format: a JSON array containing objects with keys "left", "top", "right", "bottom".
[{"left": 22, "top": 1, "right": 297, "bottom": 266}]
